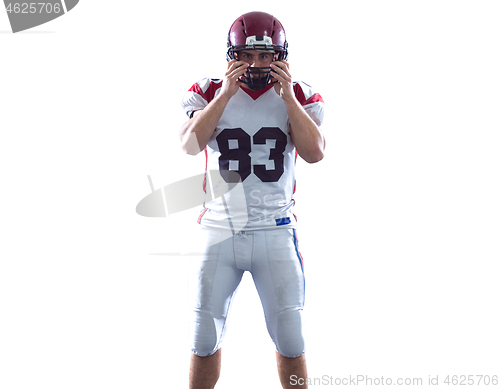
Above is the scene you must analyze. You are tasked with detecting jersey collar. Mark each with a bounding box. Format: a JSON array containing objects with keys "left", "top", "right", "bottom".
[{"left": 239, "top": 84, "right": 275, "bottom": 100}]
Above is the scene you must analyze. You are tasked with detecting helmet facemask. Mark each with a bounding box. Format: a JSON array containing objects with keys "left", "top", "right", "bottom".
[
  {"left": 242, "top": 64, "right": 274, "bottom": 90},
  {"left": 227, "top": 35, "right": 288, "bottom": 90}
]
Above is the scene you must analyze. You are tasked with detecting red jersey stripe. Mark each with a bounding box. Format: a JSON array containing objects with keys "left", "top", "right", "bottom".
[
  {"left": 188, "top": 80, "right": 222, "bottom": 103},
  {"left": 304, "top": 93, "right": 324, "bottom": 105}
]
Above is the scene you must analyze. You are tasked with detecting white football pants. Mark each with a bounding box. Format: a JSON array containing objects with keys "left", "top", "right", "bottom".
[{"left": 188, "top": 226, "right": 306, "bottom": 358}]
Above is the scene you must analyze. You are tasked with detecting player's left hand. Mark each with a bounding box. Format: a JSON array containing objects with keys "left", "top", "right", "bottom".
[{"left": 270, "top": 60, "right": 294, "bottom": 101}]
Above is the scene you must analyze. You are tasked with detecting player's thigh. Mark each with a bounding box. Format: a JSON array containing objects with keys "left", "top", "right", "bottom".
[
  {"left": 252, "top": 228, "right": 305, "bottom": 311},
  {"left": 188, "top": 227, "right": 243, "bottom": 314}
]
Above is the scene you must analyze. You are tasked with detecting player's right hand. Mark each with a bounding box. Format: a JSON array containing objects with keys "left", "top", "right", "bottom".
[{"left": 219, "top": 59, "right": 248, "bottom": 99}]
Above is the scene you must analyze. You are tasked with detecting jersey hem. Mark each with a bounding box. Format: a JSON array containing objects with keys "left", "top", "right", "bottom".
[{"left": 198, "top": 223, "right": 298, "bottom": 232}]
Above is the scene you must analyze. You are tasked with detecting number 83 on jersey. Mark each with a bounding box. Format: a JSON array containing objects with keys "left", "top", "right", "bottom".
[{"left": 216, "top": 126, "right": 287, "bottom": 183}]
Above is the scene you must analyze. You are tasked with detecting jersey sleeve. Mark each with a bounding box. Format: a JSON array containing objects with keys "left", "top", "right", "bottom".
[
  {"left": 293, "top": 81, "right": 325, "bottom": 126},
  {"left": 181, "top": 77, "right": 223, "bottom": 118}
]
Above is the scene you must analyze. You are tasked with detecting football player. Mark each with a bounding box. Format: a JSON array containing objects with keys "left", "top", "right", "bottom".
[{"left": 179, "top": 11, "right": 325, "bottom": 389}]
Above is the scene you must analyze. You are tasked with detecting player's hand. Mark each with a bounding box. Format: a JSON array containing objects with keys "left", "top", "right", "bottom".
[
  {"left": 219, "top": 59, "right": 249, "bottom": 100},
  {"left": 270, "top": 60, "right": 295, "bottom": 102}
]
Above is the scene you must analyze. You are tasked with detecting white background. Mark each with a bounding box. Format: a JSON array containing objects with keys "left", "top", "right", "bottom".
[{"left": 1, "top": 1, "right": 499, "bottom": 388}]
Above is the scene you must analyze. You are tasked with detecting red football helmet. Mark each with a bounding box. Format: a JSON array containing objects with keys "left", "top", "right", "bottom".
[{"left": 227, "top": 12, "right": 289, "bottom": 90}]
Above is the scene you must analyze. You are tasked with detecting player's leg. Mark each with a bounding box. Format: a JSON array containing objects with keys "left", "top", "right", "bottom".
[
  {"left": 189, "top": 349, "right": 221, "bottom": 389},
  {"left": 277, "top": 352, "right": 308, "bottom": 389},
  {"left": 250, "top": 228, "right": 307, "bottom": 388},
  {"left": 188, "top": 227, "right": 244, "bottom": 389}
]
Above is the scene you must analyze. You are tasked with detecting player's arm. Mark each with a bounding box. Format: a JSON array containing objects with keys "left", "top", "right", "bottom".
[
  {"left": 271, "top": 61, "right": 326, "bottom": 163},
  {"left": 284, "top": 97, "right": 326, "bottom": 163},
  {"left": 179, "top": 60, "right": 249, "bottom": 155}
]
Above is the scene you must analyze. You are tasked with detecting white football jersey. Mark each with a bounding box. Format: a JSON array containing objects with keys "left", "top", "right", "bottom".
[{"left": 181, "top": 78, "right": 325, "bottom": 231}]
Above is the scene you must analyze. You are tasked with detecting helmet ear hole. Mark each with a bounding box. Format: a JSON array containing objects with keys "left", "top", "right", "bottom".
[{"left": 226, "top": 47, "right": 236, "bottom": 62}]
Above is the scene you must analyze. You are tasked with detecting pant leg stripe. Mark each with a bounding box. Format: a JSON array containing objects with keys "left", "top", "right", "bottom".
[{"left": 292, "top": 229, "right": 304, "bottom": 272}]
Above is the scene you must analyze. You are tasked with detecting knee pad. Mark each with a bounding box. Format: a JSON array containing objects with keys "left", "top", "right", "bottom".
[
  {"left": 275, "top": 308, "right": 305, "bottom": 358},
  {"left": 190, "top": 309, "right": 222, "bottom": 357}
]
